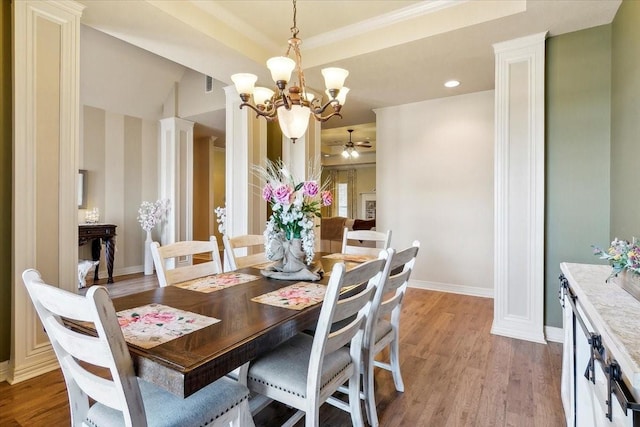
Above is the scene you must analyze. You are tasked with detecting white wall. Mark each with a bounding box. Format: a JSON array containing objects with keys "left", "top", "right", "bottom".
[
  {"left": 80, "top": 25, "right": 185, "bottom": 121},
  {"left": 376, "top": 90, "right": 494, "bottom": 296}
]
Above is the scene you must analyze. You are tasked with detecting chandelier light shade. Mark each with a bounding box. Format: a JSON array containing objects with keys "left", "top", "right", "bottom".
[{"left": 230, "top": 0, "right": 349, "bottom": 143}]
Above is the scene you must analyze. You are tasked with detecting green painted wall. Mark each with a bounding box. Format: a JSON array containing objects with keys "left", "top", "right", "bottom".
[
  {"left": 611, "top": 0, "right": 640, "bottom": 239},
  {"left": 545, "top": 25, "right": 612, "bottom": 328}
]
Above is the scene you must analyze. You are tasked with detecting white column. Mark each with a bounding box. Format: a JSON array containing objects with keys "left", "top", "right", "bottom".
[
  {"left": 281, "top": 118, "right": 322, "bottom": 252},
  {"left": 491, "top": 32, "right": 547, "bottom": 343},
  {"left": 281, "top": 118, "right": 322, "bottom": 180},
  {"left": 159, "top": 117, "right": 194, "bottom": 267},
  {"left": 11, "top": 0, "right": 84, "bottom": 383},
  {"left": 223, "top": 85, "right": 267, "bottom": 270}
]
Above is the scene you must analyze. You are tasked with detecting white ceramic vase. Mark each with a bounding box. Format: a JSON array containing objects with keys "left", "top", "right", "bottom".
[{"left": 144, "top": 230, "right": 154, "bottom": 275}]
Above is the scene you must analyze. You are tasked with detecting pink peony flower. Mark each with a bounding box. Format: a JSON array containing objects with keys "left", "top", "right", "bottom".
[
  {"left": 262, "top": 184, "right": 274, "bottom": 201},
  {"left": 302, "top": 181, "right": 319, "bottom": 197},
  {"left": 321, "top": 191, "right": 333, "bottom": 206},
  {"left": 273, "top": 184, "right": 293, "bottom": 205},
  {"left": 279, "top": 288, "right": 307, "bottom": 298},
  {"left": 140, "top": 312, "right": 176, "bottom": 325}
]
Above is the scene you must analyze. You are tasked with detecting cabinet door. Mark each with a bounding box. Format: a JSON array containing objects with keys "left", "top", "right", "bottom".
[
  {"left": 573, "top": 303, "right": 635, "bottom": 427},
  {"left": 561, "top": 293, "right": 575, "bottom": 426}
]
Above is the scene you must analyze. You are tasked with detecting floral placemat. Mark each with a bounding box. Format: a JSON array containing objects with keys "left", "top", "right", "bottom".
[
  {"left": 174, "top": 272, "right": 260, "bottom": 293},
  {"left": 117, "top": 303, "right": 219, "bottom": 349},
  {"left": 323, "top": 253, "right": 376, "bottom": 263},
  {"left": 251, "top": 282, "right": 327, "bottom": 310}
]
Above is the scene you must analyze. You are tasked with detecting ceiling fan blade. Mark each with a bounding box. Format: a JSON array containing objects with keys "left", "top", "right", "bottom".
[{"left": 354, "top": 142, "right": 372, "bottom": 148}]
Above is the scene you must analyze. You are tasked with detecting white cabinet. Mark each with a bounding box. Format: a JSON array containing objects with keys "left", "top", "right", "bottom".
[{"left": 560, "top": 263, "right": 640, "bottom": 427}]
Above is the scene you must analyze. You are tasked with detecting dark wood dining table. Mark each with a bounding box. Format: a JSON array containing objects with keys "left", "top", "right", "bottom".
[{"left": 84, "top": 254, "right": 355, "bottom": 398}]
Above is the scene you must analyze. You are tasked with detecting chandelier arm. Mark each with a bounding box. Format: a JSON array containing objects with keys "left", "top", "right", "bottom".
[
  {"left": 309, "top": 99, "right": 340, "bottom": 115},
  {"left": 311, "top": 110, "right": 343, "bottom": 123},
  {"left": 238, "top": 102, "right": 277, "bottom": 120}
]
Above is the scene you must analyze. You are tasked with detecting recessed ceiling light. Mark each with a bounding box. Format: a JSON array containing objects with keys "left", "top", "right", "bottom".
[{"left": 444, "top": 80, "right": 460, "bottom": 88}]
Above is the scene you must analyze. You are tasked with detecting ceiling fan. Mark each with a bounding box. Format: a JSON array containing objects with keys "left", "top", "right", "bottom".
[{"left": 340, "top": 129, "right": 371, "bottom": 158}]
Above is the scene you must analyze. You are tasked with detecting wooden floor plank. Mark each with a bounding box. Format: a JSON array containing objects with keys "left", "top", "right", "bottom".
[{"left": 1, "top": 273, "right": 566, "bottom": 426}]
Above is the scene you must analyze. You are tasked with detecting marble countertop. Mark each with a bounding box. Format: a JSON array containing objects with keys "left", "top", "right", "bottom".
[{"left": 561, "top": 262, "right": 640, "bottom": 389}]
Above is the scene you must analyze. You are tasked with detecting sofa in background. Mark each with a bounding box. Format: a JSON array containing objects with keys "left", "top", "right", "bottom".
[{"left": 320, "top": 216, "right": 376, "bottom": 252}]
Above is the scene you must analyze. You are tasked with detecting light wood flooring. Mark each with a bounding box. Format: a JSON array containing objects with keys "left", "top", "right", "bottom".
[{"left": 0, "top": 273, "right": 565, "bottom": 426}]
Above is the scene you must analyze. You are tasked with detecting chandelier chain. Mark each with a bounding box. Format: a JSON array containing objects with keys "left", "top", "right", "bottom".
[{"left": 290, "top": 0, "right": 299, "bottom": 38}]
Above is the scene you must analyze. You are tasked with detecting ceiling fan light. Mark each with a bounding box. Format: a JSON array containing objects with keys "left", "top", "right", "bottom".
[
  {"left": 321, "top": 67, "right": 349, "bottom": 91},
  {"left": 277, "top": 105, "right": 311, "bottom": 141},
  {"left": 231, "top": 73, "right": 257, "bottom": 95},
  {"left": 351, "top": 149, "right": 359, "bottom": 158},
  {"left": 253, "top": 87, "right": 274, "bottom": 105},
  {"left": 342, "top": 149, "right": 350, "bottom": 158},
  {"left": 267, "top": 56, "right": 296, "bottom": 83}
]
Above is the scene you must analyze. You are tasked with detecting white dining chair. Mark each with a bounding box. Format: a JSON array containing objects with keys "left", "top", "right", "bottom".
[
  {"left": 21, "top": 268, "right": 254, "bottom": 427},
  {"left": 245, "top": 254, "right": 388, "bottom": 427},
  {"left": 222, "top": 234, "right": 268, "bottom": 271},
  {"left": 362, "top": 241, "right": 420, "bottom": 427},
  {"left": 341, "top": 228, "right": 392, "bottom": 257},
  {"left": 150, "top": 236, "right": 222, "bottom": 287}
]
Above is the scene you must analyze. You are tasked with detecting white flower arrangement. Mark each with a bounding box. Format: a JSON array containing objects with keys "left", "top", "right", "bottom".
[
  {"left": 214, "top": 205, "right": 226, "bottom": 234},
  {"left": 138, "top": 199, "right": 170, "bottom": 232}
]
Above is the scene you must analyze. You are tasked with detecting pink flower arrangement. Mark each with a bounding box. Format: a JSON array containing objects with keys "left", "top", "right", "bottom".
[{"left": 255, "top": 159, "right": 332, "bottom": 264}]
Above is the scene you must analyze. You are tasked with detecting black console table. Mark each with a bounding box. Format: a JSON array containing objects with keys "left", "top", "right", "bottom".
[{"left": 79, "top": 224, "right": 117, "bottom": 284}]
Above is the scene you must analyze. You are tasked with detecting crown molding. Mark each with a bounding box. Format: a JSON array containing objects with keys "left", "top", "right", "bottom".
[{"left": 304, "top": 0, "right": 467, "bottom": 49}]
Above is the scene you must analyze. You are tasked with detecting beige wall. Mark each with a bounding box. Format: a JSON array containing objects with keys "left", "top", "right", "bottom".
[
  {"left": 81, "top": 106, "right": 159, "bottom": 276},
  {"left": 376, "top": 90, "right": 495, "bottom": 293},
  {"left": 0, "top": 0, "right": 11, "bottom": 362},
  {"left": 355, "top": 166, "right": 376, "bottom": 219}
]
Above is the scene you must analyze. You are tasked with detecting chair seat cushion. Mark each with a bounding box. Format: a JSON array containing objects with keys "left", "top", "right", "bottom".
[
  {"left": 247, "top": 333, "right": 352, "bottom": 398},
  {"left": 85, "top": 376, "right": 250, "bottom": 427},
  {"left": 375, "top": 319, "right": 393, "bottom": 343}
]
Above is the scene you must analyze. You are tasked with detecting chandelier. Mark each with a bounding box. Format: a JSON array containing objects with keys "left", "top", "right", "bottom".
[{"left": 230, "top": 0, "right": 349, "bottom": 143}]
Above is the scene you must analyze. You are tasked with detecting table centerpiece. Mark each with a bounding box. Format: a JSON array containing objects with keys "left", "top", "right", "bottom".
[{"left": 256, "top": 160, "right": 332, "bottom": 281}]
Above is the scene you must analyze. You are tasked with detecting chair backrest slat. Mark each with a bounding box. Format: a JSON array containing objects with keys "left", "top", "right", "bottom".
[
  {"left": 341, "top": 228, "right": 392, "bottom": 257},
  {"left": 41, "top": 318, "right": 113, "bottom": 367},
  {"left": 66, "top": 359, "right": 124, "bottom": 410},
  {"left": 151, "top": 236, "right": 222, "bottom": 287},
  {"left": 377, "top": 271, "right": 411, "bottom": 319},
  {"left": 222, "top": 234, "right": 267, "bottom": 271}
]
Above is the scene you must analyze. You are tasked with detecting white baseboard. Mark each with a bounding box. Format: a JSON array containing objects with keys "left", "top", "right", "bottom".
[
  {"left": 0, "top": 360, "right": 8, "bottom": 382},
  {"left": 545, "top": 326, "right": 563, "bottom": 343},
  {"left": 408, "top": 278, "right": 494, "bottom": 298},
  {"left": 491, "top": 323, "right": 547, "bottom": 344},
  {"left": 114, "top": 265, "right": 144, "bottom": 276}
]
